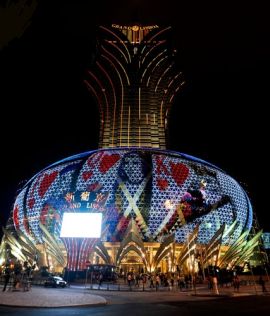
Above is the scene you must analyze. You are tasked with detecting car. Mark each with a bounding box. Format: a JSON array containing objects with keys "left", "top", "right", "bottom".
[{"left": 44, "top": 276, "right": 67, "bottom": 288}]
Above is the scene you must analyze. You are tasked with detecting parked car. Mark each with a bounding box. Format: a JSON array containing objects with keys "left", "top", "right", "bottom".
[{"left": 44, "top": 276, "right": 67, "bottom": 288}]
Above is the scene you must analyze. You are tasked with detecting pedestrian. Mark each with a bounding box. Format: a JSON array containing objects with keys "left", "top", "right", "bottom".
[
  {"left": 127, "top": 273, "right": 132, "bottom": 287},
  {"left": 212, "top": 275, "right": 219, "bottom": 295},
  {"left": 258, "top": 276, "right": 267, "bottom": 292},
  {"left": 2, "top": 265, "right": 11, "bottom": 292},
  {"left": 13, "top": 259, "right": 22, "bottom": 289},
  {"left": 207, "top": 275, "right": 213, "bottom": 290},
  {"left": 149, "top": 275, "right": 154, "bottom": 288},
  {"left": 99, "top": 273, "right": 103, "bottom": 286},
  {"left": 170, "top": 276, "right": 174, "bottom": 290},
  {"left": 233, "top": 275, "right": 240, "bottom": 292},
  {"left": 135, "top": 274, "right": 140, "bottom": 287},
  {"left": 155, "top": 274, "right": 160, "bottom": 290}
]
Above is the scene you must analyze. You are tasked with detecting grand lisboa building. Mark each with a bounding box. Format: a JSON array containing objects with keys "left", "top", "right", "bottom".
[{"left": 1, "top": 25, "right": 258, "bottom": 276}]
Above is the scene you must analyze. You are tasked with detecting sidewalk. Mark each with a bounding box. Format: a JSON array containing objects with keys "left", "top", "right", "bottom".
[
  {"left": 0, "top": 286, "right": 107, "bottom": 307},
  {"left": 190, "top": 285, "right": 268, "bottom": 297}
]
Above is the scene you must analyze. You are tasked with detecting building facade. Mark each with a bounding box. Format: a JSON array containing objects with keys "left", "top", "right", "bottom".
[
  {"left": 1, "top": 25, "right": 255, "bottom": 275},
  {"left": 85, "top": 24, "right": 184, "bottom": 149}
]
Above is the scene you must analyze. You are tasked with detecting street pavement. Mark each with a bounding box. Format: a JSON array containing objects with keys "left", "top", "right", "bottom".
[{"left": 0, "top": 282, "right": 269, "bottom": 307}]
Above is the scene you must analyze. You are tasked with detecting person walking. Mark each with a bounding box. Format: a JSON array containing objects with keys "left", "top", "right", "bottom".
[
  {"left": 259, "top": 276, "right": 267, "bottom": 293},
  {"left": 155, "top": 274, "right": 160, "bottom": 291},
  {"left": 2, "top": 265, "right": 11, "bottom": 292},
  {"left": 127, "top": 273, "right": 132, "bottom": 288},
  {"left": 149, "top": 275, "right": 154, "bottom": 288},
  {"left": 212, "top": 275, "right": 219, "bottom": 295},
  {"left": 233, "top": 275, "right": 240, "bottom": 292},
  {"left": 98, "top": 273, "right": 103, "bottom": 286}
]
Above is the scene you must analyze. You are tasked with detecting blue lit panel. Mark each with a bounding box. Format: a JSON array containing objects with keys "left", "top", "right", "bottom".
[{"left": 262, "top": 233, "right": 270, "bottom": 249}]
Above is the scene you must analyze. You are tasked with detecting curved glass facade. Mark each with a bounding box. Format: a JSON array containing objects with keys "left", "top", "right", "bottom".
[{"left": 13, "top": 148, "right": 252, "bottom": 246}]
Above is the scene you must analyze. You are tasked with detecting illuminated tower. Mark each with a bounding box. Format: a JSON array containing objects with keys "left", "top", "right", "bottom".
[{"left": 84, "top": 24, "right": 185, "bottom": 149}]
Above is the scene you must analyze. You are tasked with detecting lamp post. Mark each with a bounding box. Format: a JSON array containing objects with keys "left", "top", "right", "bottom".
[
  {"left": 85, "top": 261, "right": 91, "bottom": 288},
  {"left": 85, "top": 267, "right": 89, "bottom": 288}
]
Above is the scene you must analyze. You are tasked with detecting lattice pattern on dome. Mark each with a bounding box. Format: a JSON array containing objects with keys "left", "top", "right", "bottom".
[
  {"left": 216, "top": 172, "right": 251, "bottom": 243},
  {"left": 18, "top": 161, "right": 82, "bottom": 242},
  {"left": 13, "top": 187, "right": 28, "bottom": 236},
  {"left": 12, "top": 149, "right": 252, "bottom": 245}
]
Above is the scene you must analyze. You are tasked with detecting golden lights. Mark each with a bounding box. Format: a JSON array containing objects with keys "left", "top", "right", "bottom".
[{"left": 112, "top": 24, "right": 159, "bottom": 31}]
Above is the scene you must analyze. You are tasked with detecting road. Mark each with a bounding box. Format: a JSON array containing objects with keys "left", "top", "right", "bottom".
[{"left": 1, "top": 289, "right": 270, "bottom": 316}]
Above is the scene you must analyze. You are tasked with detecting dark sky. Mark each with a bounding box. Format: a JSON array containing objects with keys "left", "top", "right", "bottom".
[{"left": 0, "top": 0, "right": 269, "bottom": 232}]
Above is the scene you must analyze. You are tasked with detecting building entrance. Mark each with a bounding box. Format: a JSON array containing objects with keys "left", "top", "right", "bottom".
[{"left": 119, "top": 250, "right": 145, "bottom": 275}]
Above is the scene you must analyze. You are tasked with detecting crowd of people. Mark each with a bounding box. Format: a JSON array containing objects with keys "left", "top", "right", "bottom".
[
  {"left": 1, "top": 260, "right": 33, "bottom": 292},
  {"left": 121, "top": 271, "right": 198, "bottom": 290},
  {"left": 1, "top": 261, "right": 268, "bottom": 294},
  {"left": 119, "top": 270, "right": 268, "bottom": 294}
]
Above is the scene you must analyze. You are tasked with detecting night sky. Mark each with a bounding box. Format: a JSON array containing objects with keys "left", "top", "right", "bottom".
[{"left": 0, "top": 1, "right": 269, "bottom": 233}]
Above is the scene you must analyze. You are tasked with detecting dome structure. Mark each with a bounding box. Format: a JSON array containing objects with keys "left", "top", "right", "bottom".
[{"left": 13, "top": 148, "right": 252, "bottom": 245}]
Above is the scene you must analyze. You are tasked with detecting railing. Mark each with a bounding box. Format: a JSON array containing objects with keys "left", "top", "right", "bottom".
[{"left": 1, "top": 276, "right": 268, "bottom": 293}]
